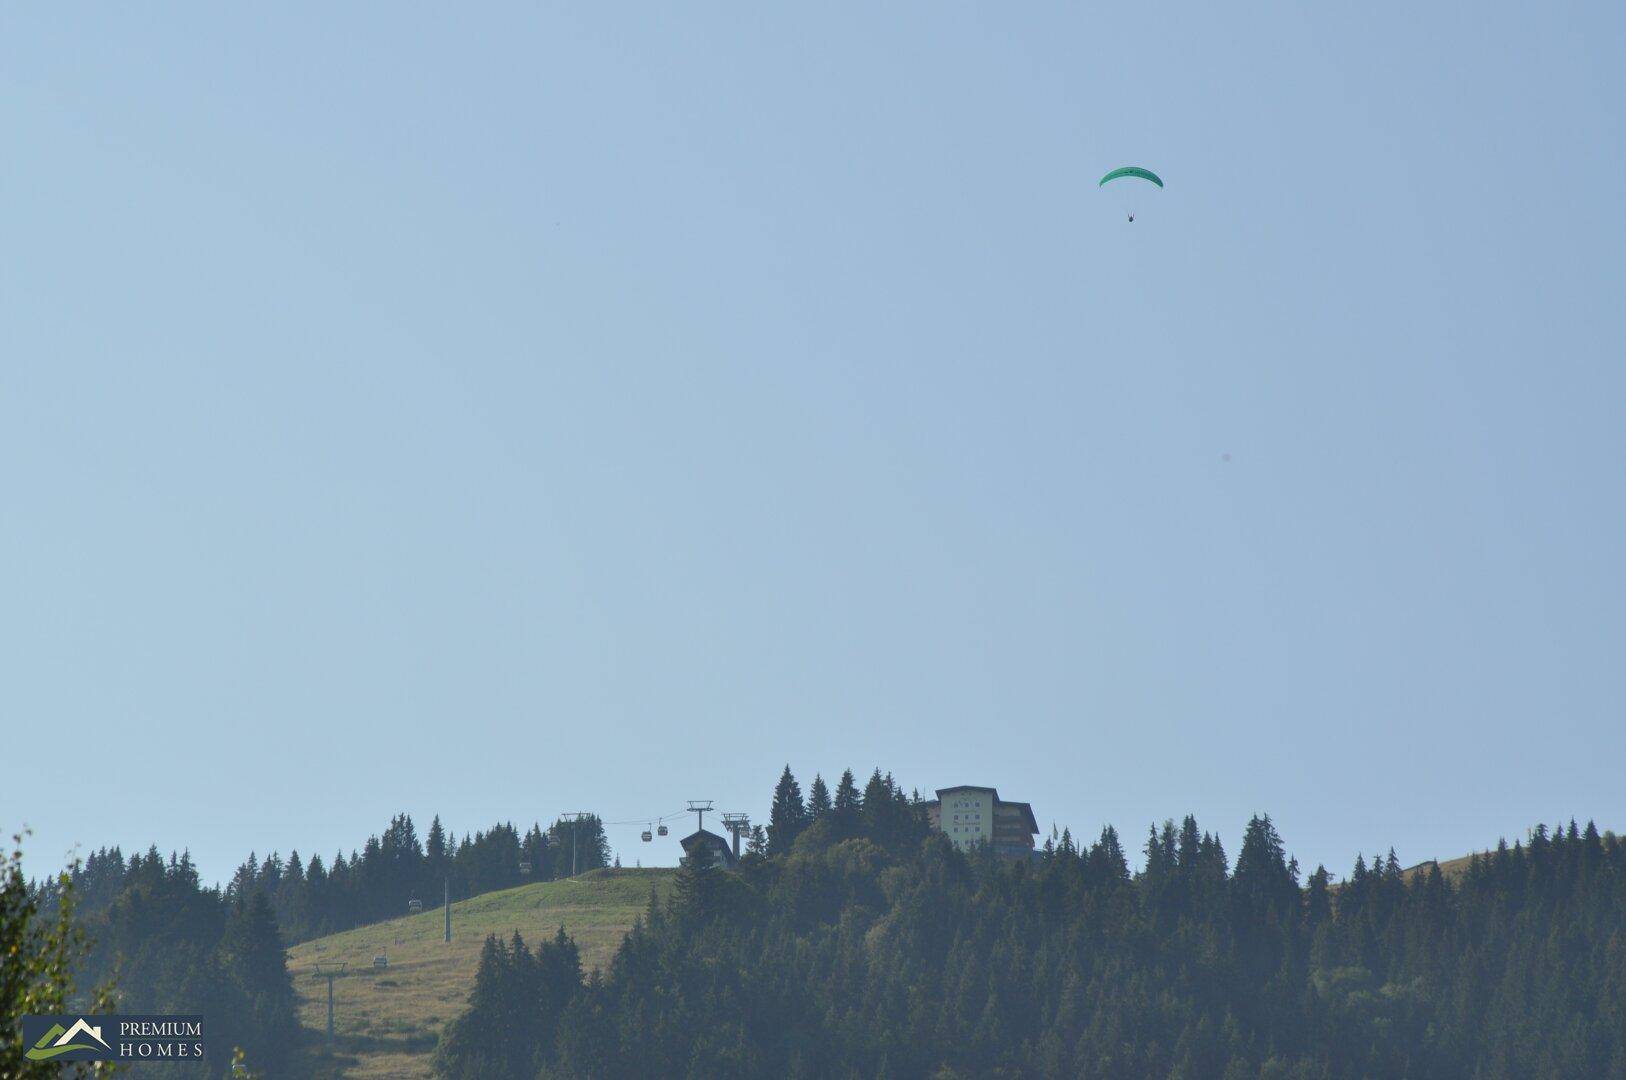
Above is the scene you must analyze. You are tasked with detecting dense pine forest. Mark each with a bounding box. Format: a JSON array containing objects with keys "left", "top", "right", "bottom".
[
  {"left": 6, "top": 834, "right": 292, "bottom": 1078},
  {"left": 437, "top": 766, "right": 1626, "bottom": 1080},
  {"left": 63, "top": 811, "right": 611, "bottom": 948},
  {"left": 8, "top": 776, "right": 1625, "bottom": 1078},
  {"left": 64, "top": 849, "right": 299, "bottom": 1076},
  {"left": 4, "top": 811, "right": 611, "bottom": 1075}
]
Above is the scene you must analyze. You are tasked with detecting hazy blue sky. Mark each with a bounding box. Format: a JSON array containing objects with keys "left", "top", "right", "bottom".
[{"left": 4, "top": 5, "right": 1623, "bottom": 883}]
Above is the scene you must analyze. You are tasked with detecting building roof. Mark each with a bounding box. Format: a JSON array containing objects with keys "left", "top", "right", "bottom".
[
  {"left": 1002, "top": 802, "right": 1040, "bottom": 834},
  {"left": 680, "top": 829, "right": 731, "bottom": 851},
  {"left": 679, "top": 829, "right": 737, "bottom": 867},
  {"left": 936, "top": 785, "right": 1001, "bottom": 799}
]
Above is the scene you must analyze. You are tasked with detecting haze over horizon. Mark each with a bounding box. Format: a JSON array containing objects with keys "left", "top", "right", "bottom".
[{"left": 4, "top": 5, "right": 1623, "bottom": 885}]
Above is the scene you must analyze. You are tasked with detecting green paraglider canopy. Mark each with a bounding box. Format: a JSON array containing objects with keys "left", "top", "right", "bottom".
[{"left": 1099, "top": 166, "right": 1163, "bottom": 188}]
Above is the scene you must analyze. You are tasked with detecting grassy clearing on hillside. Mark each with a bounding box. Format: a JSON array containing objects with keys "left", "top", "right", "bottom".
[
  {"left": 1402, "top": 831, "right": 1617, "bottom": 882},
  {"left": 1401, "top": 854, "right": 1477, "bottom": 881},
  {"left": 287, "top": 867, "right": 673, "bottom": 1079}
]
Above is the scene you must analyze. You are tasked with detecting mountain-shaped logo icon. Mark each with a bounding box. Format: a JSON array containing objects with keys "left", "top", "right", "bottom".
[{"left": 25, "top": 1017, "right": 110, "bottom": 1061}]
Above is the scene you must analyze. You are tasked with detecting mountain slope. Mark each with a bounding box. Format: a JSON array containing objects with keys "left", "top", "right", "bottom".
[
  {"left": 1402, "top": 853, "right": 1477, "bottom": 880},
  {"left": 287, "top": 867, "right": 674, "bottom": 1079},
  {"left": 1403, "top": 831, "right": 1617, "bottom": 882}
]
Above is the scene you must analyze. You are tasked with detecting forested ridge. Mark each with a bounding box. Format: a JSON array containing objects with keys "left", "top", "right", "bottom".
[
  {"left": 438, "top": 766, "right": 1626, "bottom": 1080},
  {"left": 66, "top": 811, "right": 612, "bottom": 947},
  {"left": 10, "top": 774, "right": 1625, "bottom": 1079},
  {"left": 5, "top": 811, "right": 611, "bottom": 1074}
]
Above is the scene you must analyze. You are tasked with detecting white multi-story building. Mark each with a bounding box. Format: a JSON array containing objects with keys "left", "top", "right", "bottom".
[{"left": 924, "top": 785, "right": 1039, "bottom": 860}]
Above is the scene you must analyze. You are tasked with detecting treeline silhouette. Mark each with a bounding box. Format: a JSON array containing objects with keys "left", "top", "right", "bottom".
[
  {"left": 36, "top": 809, "right": 611, "bottom": 1072},
  {"left": 37, "top": 847, "right": 299, "bottom": 1076},
  {"left": 69, "top": 811, "right": 613, "bottom": 947},
  {"left": 226, "top": 813, "right": 613, "bottom": 942},
  {"left": 437, "top": 764, "right": 1626, "bottom": 1079}
]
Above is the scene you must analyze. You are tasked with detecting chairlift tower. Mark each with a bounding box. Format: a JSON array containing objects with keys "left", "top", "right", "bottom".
[
  {"left": 559, "top": 812, "right": 594, "bottom": 876},
  {"left": 721, "top": 813, "right": 751, "bottom": 859},
  {"left": 313, "top": 962, "right": 347, "bottom": 1048},
  {"left": 687, "top": 800, "right": 714, "bottom": 835}
]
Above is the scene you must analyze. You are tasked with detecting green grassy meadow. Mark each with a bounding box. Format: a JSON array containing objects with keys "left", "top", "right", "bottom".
[{"left": 286, "top": 867, "right": 673, "bottom": 1078}]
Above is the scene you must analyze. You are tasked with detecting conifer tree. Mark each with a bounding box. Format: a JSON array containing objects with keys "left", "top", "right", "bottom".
[
  {"left": 1177, "top": 815, "right": 1203, "bottom": 870},
  {"left": 1143, "top": 824, "right": 1172, "bottom": 882},
  {"left": 218, "top": 891, "right": 299, "bottom": 1072},
  {"left": 229, "top": 852, "right": 259, "bottom": 902},
  {"left": 2, "top": 834, "right": 115, "bottom": 1079},
  {"left": 767, "top": 765, "right": 808, "bottom": 856},
  {"left": 833, "top": 769, "right": 862, "bottom": 834},
  {"left": 1088, "top": 825, "right": 1130, "bottom": 884},
  {"left": 1234, "top": 814, "right": 1298, "bottom": 926},
  {"left": 1306, "top": 865, "right": 1332, "bottom": 925},
  {"left": 862, "top": 769, "right": 903, "bottom": 844},
  {"left": 425, "top": 814, "right": 450, "bottom": 903},
  {"left": 808, "top": 774, "right": 832, "bottom": 819}
]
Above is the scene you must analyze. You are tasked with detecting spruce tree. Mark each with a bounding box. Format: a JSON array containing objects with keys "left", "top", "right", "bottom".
[
  {"left": 1306, "top": 865, "right": 1332, "bottom": 924},
  {"left": 1143, "top": 824, "right": 1172, "bottom": 883},
  {"left": 1234, "top": 814, "right": 1297, "bottom": 929},
  {"left": 833, "top": 769, "right": 862, "bottom": 834},
  {"left": 1088, "top": 825, "right": 1130, "bottom": 884},
  {"left": 221, "top": 892, "right": 299, "bottom": 1072},
  {"left": 768, "top": 765, "right": 808, "bottom": 856},
  {"left": 1177, "top": 815, "right": 1203, "bottom": 870},
  {"left": 427, "top": 814, "right": 448, "bottom": 882},
  {"left": 808, "top": 774, "right": 832, "bottom": 820},
  {"left": 862, "top": 769, "right": 897, "bottom": 844}
]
